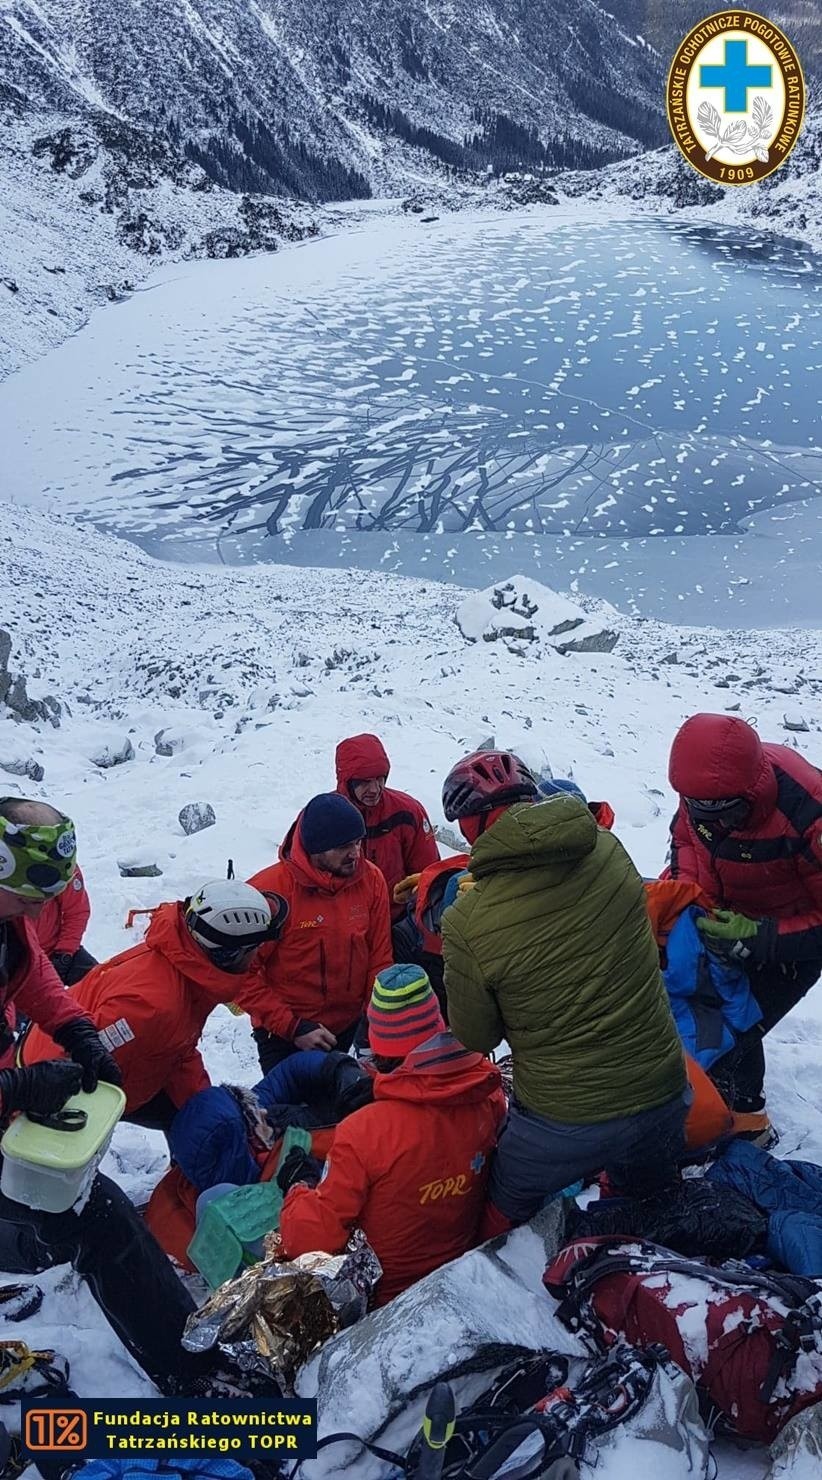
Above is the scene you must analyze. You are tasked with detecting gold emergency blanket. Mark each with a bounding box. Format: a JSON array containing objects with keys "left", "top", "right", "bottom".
[{"left": 182, "top": 1229, "right": 382, "bottom": 1389}]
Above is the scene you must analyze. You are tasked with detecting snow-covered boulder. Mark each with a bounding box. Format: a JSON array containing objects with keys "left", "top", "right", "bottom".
[
  {"left": 90, "top": 733, "right": 135, "bottom": 768},
  {"left": 178, "top": 801, "right": 216, "bottom": 835},
  {"left": 455, "top": 578, "right": 619, "bottom": 657},
  {"left": 154, "top": 727, "right": 186, "bottom": 756},
  {"left": 0, "top": 627, "right": 61, "bottom": 728},
  {"left": 0, "top": 749, "right": 45, "bottom": 783},
  {"left": 117, "top": 853, "right": 163, "bottom": 878},
  {"left": 783, "top": 711, "right": 810, "bottom": 733}
]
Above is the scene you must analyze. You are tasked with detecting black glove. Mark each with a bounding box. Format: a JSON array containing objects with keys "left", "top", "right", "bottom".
[
  {"left": 50, "top": 952, "right": 75, "bottom": 983},
  {"left": 276, "top": 1146, "right": 323, "bottom": 1195},
  {"left": 0, "top": 1060, "right": 84, "bottom": 1117},
  {"left": 54, "top": 1018, "right": 123, "bottom": 1094},
  {"left": 320, "top": 1052, "right": 374, "bottom": 1118}
]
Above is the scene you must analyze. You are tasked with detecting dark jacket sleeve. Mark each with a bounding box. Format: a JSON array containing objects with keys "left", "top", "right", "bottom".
[
  {"left": 254, "top": 1050, "right": 331, "bottom": 1109},
  {"left": 770, "top": 832, "right": 822, "bottom": 960}
]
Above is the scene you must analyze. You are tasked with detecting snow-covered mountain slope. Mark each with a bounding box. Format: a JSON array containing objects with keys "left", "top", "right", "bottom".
[
  {"left": 550, "top": 98, "right": 822, "bottom": 254},
  {"left": 4, "top": 495, "right": 822, "bottom": 1471},
  {"left": 2, "top": 0, "right": 667, "bottom": 187}
]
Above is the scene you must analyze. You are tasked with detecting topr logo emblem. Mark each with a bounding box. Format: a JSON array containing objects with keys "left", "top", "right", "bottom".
[{"left": 666, "top": 10, "right": 805, "bottom": 185}]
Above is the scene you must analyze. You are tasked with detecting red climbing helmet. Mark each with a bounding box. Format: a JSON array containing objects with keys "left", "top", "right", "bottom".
[{"left": 442, "top": 750, "right": 538, "bottom": 821}]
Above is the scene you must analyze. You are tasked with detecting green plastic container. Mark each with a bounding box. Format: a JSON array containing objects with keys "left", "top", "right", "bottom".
[
  {"left": 0, "top": 1082, "right": 126, "bottom": 1213},
  {"left": 188, "top": 1125, "right": 312, "bottom": 1290}
]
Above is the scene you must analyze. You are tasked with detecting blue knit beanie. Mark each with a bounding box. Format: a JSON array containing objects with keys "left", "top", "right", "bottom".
[
  {"left": 300, "top": 793, "right": 366, "bottom": 855},
  {"left": 537, "top": 776, "right": 587, "bottom": 804}
]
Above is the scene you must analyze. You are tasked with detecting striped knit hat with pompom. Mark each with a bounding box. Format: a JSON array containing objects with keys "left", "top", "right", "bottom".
[{"left": 368, "top": 963, "right": 445, "bottom": 1058}]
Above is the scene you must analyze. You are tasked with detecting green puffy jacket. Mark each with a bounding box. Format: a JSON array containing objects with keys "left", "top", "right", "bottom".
[{"left": 442, "top": 796, "right": 686, "bottom": 1123}]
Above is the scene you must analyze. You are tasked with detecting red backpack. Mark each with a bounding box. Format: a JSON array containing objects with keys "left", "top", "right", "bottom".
[{"left": 544, "top": 1237, "right": 822, "bottom": 1444}]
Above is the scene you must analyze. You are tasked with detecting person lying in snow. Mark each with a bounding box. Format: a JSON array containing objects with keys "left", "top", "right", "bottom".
[
  {"left": 440, "top": 750, "right": 689, "bottom": 1239},
  {"left": 277, "top": 963, "right": 506, "bottom": 1305},
  {"left": 22, "top": 879, "right": 289, "bottom": 1134},
  {"left": 0, "top": 801, "right": 222, "bottom": 1394},
  {"left": 143, "top": 1050, "right": 374, "bottom": 1266},
  {"left": 168, "top": 1050, "right": 373, "bottom": 1194},
  {"left": 668, "top": 712, "right": 822, "bottom": 1144},
  {"left": 247, "top": 793, "right": 392, "bottom": 1074}
]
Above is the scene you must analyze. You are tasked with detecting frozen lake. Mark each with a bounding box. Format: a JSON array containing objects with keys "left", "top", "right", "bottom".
[{"left": 3, "top": 208, "right": 822, "bottom": 625}]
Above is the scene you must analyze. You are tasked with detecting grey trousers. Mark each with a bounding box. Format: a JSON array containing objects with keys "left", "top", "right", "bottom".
[{"left": 489, "top": 1090, "right": 690, "bottom": 1224}]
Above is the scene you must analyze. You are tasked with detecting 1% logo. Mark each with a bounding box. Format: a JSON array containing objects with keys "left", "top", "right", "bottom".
[{"left": 25, "top": 1409, "right": 88, "bottom": 1451}]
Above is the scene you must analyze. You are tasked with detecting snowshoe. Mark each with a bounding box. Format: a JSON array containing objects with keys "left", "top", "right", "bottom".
[
  {"left": 0, "top": 1282, "right": 44, "bottom": 1323},
  {"left": 0, "top": 1341, "right": 70, "bottom": 1401}
]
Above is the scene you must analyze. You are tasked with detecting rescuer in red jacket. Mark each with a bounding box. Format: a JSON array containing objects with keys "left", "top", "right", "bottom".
[
  {"left": 278, "top": 961, "right": 506, "bottom": 1305},
  {"left": 248, "top": 793, "right": 393, "bottom": 1074},
  {"left": 0, "top": 798, "right": 120, "bottom": 1100},
  {"left": 335, "top": 734, "right": 439, "bottom": 919},
  {"left": 668, "top": 713, "right": 822, "bottom": 1138},
  {"left": 24, "top": 879, "right": 288, "bottom": 1131},
  {"left": 34, "top": 863, "right": 96, "bottom": 984}
]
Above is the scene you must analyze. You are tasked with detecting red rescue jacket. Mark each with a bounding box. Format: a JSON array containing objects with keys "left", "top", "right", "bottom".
[
  {"left": 34, "top": 866, "right": 91, "bottom": 956},
  {"left": 246, "top": 816, "right": 393, "bottom": 1041},
  {"left": 669, "top": 714, "right": 822, "bottom": 961},
  {"left": 23, "top": 902, "right": 270, "bottom": 1114},
  {"left": 279, "top": 1032, "right": 506, "bottom": 1304},
  {"left": 335, "top": 734, "right": 439, "bottom": 920},
  {"left": 0, "top": 917, "right": 85, "bottom": 1084}
]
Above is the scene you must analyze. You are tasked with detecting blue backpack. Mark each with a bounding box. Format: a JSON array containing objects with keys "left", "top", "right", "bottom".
[
  {"left": 74, "top": 1462, "right": 254, "bottom": 1480},
  {"left": 663, "top": 907, "right": 762, "bottom": 1068}
]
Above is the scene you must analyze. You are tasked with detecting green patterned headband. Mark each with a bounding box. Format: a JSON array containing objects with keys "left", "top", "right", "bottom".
[{"left": 0, "top": 807, "right": 78, "bottom": 899}]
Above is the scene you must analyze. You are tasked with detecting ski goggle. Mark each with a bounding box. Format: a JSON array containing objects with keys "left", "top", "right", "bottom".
[
  {"left": 685, "top": 795, "right": 751, "bottom": 829},
  {"left": 0, "top": 806, "right": 77, "bottom": 899}
]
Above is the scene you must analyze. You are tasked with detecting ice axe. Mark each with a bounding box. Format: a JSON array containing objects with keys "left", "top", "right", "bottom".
[{"left": 411, "top": 1381, "right": 456, "bottom": 1479}]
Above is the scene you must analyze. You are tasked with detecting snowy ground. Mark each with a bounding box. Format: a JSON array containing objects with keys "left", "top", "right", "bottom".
[{"left": 3, "top": 495, "right": 822, "bottom": 1475}]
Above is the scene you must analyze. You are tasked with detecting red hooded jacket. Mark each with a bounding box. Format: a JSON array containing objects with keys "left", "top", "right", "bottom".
[
  {"left": 669, "top": 714, "right": 822, "bottom": 961},
  {"left": 0, "top": 917, "right": 85, "bottom": 1083},
  {"left": 335, "top": 734, "right": 439, "bottom": 920},
  {"left": 34, "top": 866, "right": 91, "bottom": 956},
  {"left": 247, "top": 816, "right": 393, "bottom": 1041},
  {"left": 23, "top": 901, "right": 276, "bottom": 1114},
  {"left": 279, "top": 1032, "right": 505, "bottom": 1304}
]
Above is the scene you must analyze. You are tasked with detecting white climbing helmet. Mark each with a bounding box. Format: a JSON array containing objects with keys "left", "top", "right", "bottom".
[{"left": 185, "top": 879, "right": 287, "bottom": 958}]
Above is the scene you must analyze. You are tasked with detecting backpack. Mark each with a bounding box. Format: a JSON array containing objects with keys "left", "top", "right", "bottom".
[{"left": 544, "top": 1237, "right": 822, "bottom": 1444}]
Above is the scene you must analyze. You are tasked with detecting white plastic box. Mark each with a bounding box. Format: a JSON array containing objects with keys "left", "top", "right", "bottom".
[{"left": 1, "top": 1081, "right": 126, "bottom": 1213}]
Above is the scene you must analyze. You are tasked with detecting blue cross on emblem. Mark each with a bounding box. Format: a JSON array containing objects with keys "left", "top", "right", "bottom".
[
  {"left": 700, "top": 40, "right": 772, "bottom": 113},
  {"left": 470, "top": 1152, "right": 486, "bottom": 1174}
]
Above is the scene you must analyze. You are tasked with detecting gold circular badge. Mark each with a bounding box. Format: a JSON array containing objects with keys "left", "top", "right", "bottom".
[{"left": 666, "top": 10, "right": 805, "bottom": 186}]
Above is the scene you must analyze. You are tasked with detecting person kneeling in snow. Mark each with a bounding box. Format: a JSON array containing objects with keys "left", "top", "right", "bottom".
[
  {"left": 440, "top": 751, "right": 689, "bottom": 1239},
  {"left": 248, "top": 793, "right": 393, "bottom": 1074},
  {"left": 22, "top": 879, "right": 289, "bottom": 1134},
  {"left": 277, "top": 963, "right": 505, "bottom": 1305}
]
